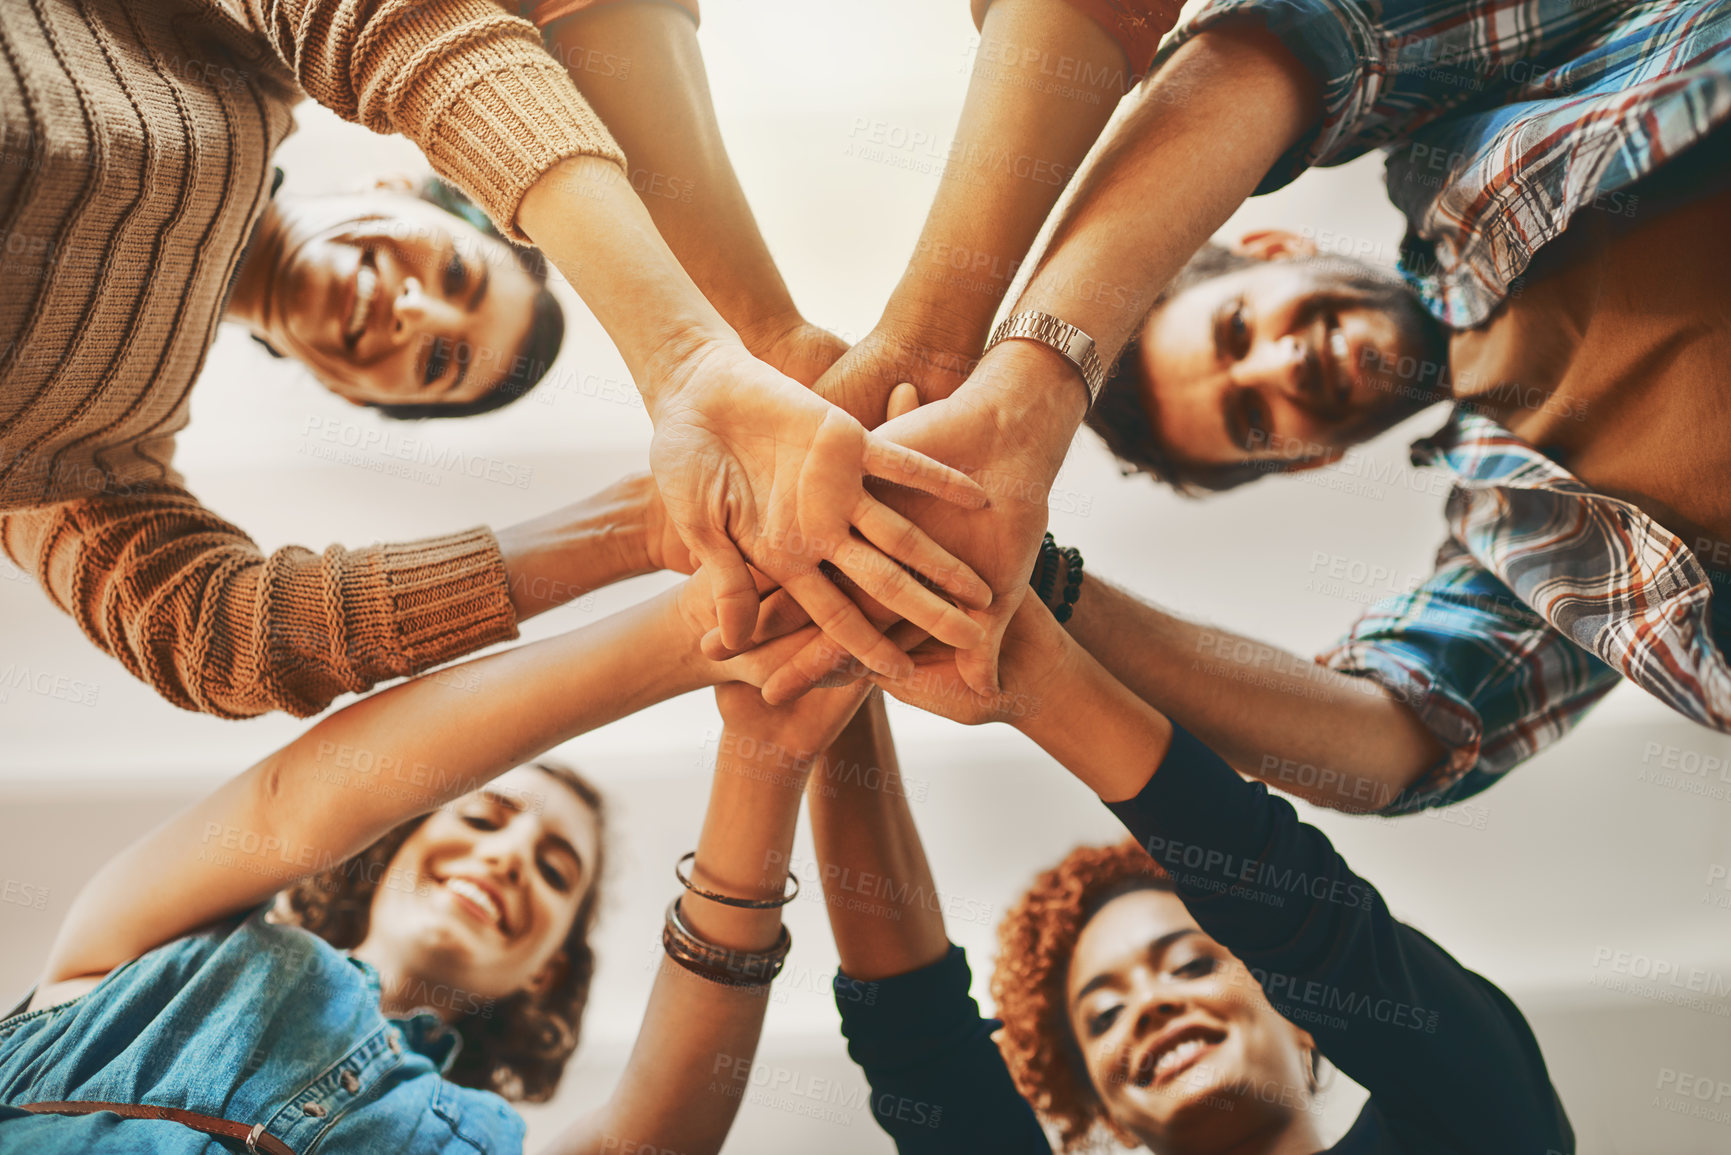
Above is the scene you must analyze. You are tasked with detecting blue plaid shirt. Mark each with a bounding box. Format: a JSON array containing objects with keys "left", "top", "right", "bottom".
[{"left": 1161, "top": 0, "right": 1731, "bottom": 808}]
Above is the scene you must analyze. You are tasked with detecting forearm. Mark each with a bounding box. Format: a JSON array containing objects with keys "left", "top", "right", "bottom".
[
  {"left": 884, "top": 0, "right": 1127, "bottom": 362},
  {"left": 1067, "top": 575, "right": 1442, "bottom": 811},
  {"left": 558, "top": 709, "right": 814, "bottom": 1154},
  {"left": 518, "top": 154, "right": 736, "bottom": 410},
  {"left": 806, "top": 693, "right": 950, "bottom": 981},
  {"left": 539, "top": 3, "right": 808, "bottom": 356},
  {"left": 494, "top": 473, "right": 660, "bottom": 621},
  {"left": 44, "top": 589, "right": 715, "bottom": 984},
  {"left": 1014, "top": 25, "right": 1321, "bottom": 365}
]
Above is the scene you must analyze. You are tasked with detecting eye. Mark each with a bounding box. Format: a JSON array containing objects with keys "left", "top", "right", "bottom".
[
  {"left": 1086, "top": 1004, "right": 1122, "bottom": 1038},
  {"left": 1236, "top": 388, "right": 1271, "bottom": 452},
  {"left": 424, "top": 336, "right": 452, "bottom": 386},
  {"left": 1226, "top": 298, "right": 1252, "bottom": 359},
  {"left": 1173, "top": 956, "right": 1218, "bottom": 980},
  {"left": 442, "top": 249, "right": 467, "bottom": 298},
  {"left": 538, "top": 857, "right": 573, "bottom": 891},
  {"left": 461, "top": 813, "right": 499, "bottom": 832}
]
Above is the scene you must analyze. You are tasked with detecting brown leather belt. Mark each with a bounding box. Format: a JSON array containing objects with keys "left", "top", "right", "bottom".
[{"left": 18, "top": 1100, "right": 296, "bottom": 1154}]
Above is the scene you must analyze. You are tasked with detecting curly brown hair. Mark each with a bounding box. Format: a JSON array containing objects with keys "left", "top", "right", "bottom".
[
  {"left": 281, "top": 762, "right": 605, "bottom": 1103},
  {"left": 992, "top": 839, "right": 1175, "bottom": 1151}
]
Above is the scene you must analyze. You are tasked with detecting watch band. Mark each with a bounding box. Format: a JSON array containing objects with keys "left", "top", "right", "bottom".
[{"left": 986, "top": 311, "right": 1106, "bottom": 407}]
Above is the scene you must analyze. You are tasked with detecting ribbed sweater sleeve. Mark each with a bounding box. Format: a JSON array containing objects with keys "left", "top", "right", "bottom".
[
  {"left": 245, "top": 0, "right": 625, "bottom": 240},
  {"left": 0, "top": 487, "right": 518, "bottom": 719},
  {"left": 1105, "top": 724, "right": 1574, "bottom": 1154}
]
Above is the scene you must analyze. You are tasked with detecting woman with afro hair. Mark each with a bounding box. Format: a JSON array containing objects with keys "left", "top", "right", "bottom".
[{"left": 809, "top": 584, "right": 1574, "bottom": 1154}]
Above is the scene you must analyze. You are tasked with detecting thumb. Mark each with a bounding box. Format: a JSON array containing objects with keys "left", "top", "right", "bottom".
[
  {"left": 886, "top": 382, "right": 920, "bottom": 422},
  {"left": 688, "top": 526, "right": 760, "bottom": 652}
]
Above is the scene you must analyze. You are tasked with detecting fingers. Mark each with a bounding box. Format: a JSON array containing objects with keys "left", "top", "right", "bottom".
[
  {"left": 861, "top": 434, "right": 989, "bottom": 510},
  {"left": 955, "top": 620, "right": 1007, "bottom": 698},
  {"left": 698, "top": 588, "right": 810, "bottom": 662},
  {"left": 829, "top": 539, "right": 985, "bottom": 651},
  {"left": 689, "top": 529, "right": 760, "bottom": 652},
  {"left": 767, "top": 572, "right": 914, "bottom": 701},
  {"left": 850, "top": 496, "right": 992, "bottom": 611},
  {"left": 762, "top": 631, "right": 864, "bottom": 705},
  {"left": 886, "top": 381, "right": 920, "bottom": 422}
]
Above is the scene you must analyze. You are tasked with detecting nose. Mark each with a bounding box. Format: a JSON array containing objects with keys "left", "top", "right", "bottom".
[
  {"left": 390, "top": 277, "right": 463, "bottom": 347},
  {"left": 1128, "top": 979, "right": 1186, "bottom": 1040},
  {"left": 1231, "top": 333, "right": 1313, "bottom": 401}
]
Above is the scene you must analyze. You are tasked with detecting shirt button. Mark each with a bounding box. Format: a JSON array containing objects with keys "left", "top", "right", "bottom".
[
  {"left": 302, "top": 1103, "right": 327, "bottom": 1118},
  {"left": 341, "top": 1070, "right": 361, "bottom": 1094}
]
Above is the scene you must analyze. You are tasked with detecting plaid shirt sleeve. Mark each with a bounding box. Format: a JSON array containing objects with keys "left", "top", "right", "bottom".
[
  {"left": 1155, "top": 0, "right": 1639, "bottom": 194},
  {"left": 1321, "top": 537, "right": 1621, "bottom": 811}
]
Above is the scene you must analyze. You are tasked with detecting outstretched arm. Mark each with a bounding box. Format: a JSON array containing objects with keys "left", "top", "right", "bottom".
[
  {"left": 807, "top": 691, "right": 1051, "bottom": 1153},
  {"left": 550, "top": 678, "right": 872, "bottom": 1155},
  {"left": 1065, "top": 573, "right": 1444, "bottom": 812},
  {"left": 35, "top": 572, "right": 805, "bottom": 994},
  {"left": 812, "top": 0, "right": 1136, "bottom": 423},
  {"left": 0, "top": 473, "right": 677, "bottom": 719},
  {"left": 536, "top": 1, "right": 847, "bottom": 385}
]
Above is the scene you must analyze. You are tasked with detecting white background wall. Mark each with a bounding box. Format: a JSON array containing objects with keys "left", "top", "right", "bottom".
[{"left": 4, "top": 1, "right": 1731, "bottom": 1150}]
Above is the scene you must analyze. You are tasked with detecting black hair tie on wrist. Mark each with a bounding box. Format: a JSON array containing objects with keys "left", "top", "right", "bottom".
[
  {"left": 1054, "top": 544, "right": 1084, "bottom": 624},
  {"left": 675, "top": 851, "right": 800, "bottom": 909}
]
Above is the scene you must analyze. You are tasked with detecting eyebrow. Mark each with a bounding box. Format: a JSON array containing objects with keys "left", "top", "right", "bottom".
[
  {"left": 479, "top": 790, "right": 585, "bottom": 871},
  {"left": 1074, "top": 929, "right": 1201, "bottom": 1004}
]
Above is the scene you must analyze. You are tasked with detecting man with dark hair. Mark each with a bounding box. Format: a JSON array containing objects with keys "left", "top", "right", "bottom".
[{"left": 911, "top": 0, "right": 1731, "bottom": 817}]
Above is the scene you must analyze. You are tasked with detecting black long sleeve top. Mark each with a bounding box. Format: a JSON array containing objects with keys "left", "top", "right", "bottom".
[{"left": 835, "top": 723, "right": 1574, "bottom": 1154}]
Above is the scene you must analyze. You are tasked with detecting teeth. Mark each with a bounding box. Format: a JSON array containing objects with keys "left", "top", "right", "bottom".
[
  {"left": 1329, "top": 328, "right": 1350, "bottom": 377},
  {"left": 346, "top": 264, "right": 377, "bottom": 341},
  {"left": 1154, "top": 1037, "right": 1206, "bottom": 1075},
  {"left": 445, "top": 877, "right": 503, "bottom": 928}
]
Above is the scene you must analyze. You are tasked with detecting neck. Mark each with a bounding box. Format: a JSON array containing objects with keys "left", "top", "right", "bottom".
[
  {"left": 1151, "top": 1106, "right": 1328, "bottom": 1155},
  {"left": 225, "top": 198, "right": 287, "bottom": 338},
  {"left": 349, "top": 940, "right": 458, "bottom": 1024}
]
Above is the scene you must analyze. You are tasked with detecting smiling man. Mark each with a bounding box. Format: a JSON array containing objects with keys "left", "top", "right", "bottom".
[{"left": 980, "top": 0, "right": 1731, "bottom": 817}]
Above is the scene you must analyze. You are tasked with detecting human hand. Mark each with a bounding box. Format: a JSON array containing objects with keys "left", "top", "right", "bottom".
[
  {"left": 761, "top": 339, "right": 1086, "bottom": 702},
  {"left": 748, "top": 316, "right": 851, "bottom": 389},
  {"left": 714, "top": 678, "right": 875, "bottom": 761},
  {"left": 870, "top": 594, "right": 1073, "bottom": 728},
  {"left": 647, "top": 339, "right": 994, "bottom": 679},
  {"left": 808, "top": 321, "right": 976, "bottom": 429}
]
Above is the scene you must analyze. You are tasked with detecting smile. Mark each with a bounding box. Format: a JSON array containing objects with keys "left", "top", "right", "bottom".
[
  {"left": 343, "top": 253, "right": 379, "bottom": 350},
  {"left": 1132, "top": 1026, "right": 1226, "bottom": 1089},
  {"left": 442, "top": 875, "right": 508, "bottom": 934}
]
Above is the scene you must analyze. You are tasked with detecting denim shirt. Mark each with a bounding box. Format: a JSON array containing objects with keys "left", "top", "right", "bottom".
[{"left": 0, "top": 908, "right": 525, "bottom": 1153}]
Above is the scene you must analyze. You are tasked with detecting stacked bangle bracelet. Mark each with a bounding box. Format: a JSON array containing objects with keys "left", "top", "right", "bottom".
[
  {"left": 660, "top": 851, "right": 799, "bottom": 988},
  {"left": 662, "top": 898, "right": 792, "bottom": 988},
  {"left": 1028, "top": 533, "right": 1085, "bottom": 624}
]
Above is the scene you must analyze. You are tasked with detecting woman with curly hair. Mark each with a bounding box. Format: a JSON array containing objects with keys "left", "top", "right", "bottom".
[
  {"left": 0, "top": 570, "right": 856, "bottom": 1154},
  {"left": 817, "top": 583, "right": 1574, "bottom": 1154}
]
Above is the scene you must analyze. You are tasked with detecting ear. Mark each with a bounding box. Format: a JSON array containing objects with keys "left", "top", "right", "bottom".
[
  {"left": 1229, "top": 228, "right": 1318, "bottom": 261},
  {"left": 369, "top": 174, "right": 417, "bottom": 195},
  {"left": 526, "top": 949, "right": 568, "bottom": 999}
]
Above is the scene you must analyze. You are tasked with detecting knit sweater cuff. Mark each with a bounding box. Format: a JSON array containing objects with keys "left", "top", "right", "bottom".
[
  {"left": 406, "top": 37, "right": 625, "bottom": 243},
  {"left": 364, "top": 526, "right": 519, "bottom": 677}
]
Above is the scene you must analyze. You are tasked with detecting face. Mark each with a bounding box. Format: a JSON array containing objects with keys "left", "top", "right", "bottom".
[
  {"left": 1065, "top": 889, "right": 1316, "bottom": 1149},
  {"left": 264, "top": 191, "right": 542, "bottom": 407},
  {"left": 1138, "top": 259, "right": 1441, "bottom": 470},
  {"left": 360, "top": 766, "right": 601, "bottom": 1010}
]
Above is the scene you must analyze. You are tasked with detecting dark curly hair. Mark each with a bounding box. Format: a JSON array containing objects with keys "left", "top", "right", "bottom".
[
  {"left": 993, "top": 840, "right": 1180, "bottom": 1151},
  {"left": 281, "top": 762, "right": 605, "bottom": 1103}
]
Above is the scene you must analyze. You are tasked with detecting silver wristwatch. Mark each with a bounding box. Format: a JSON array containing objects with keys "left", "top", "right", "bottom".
[{"left": 985, "top": 311, "right": 1106, "bottom": 407}]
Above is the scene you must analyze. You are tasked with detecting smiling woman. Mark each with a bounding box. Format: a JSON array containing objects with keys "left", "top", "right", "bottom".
[
  {"left": 283, "top": 763, "right": 606, "bottom": 1103},
  {"left": 225, "top": 177, "right": 567, "bottom": 419}
]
